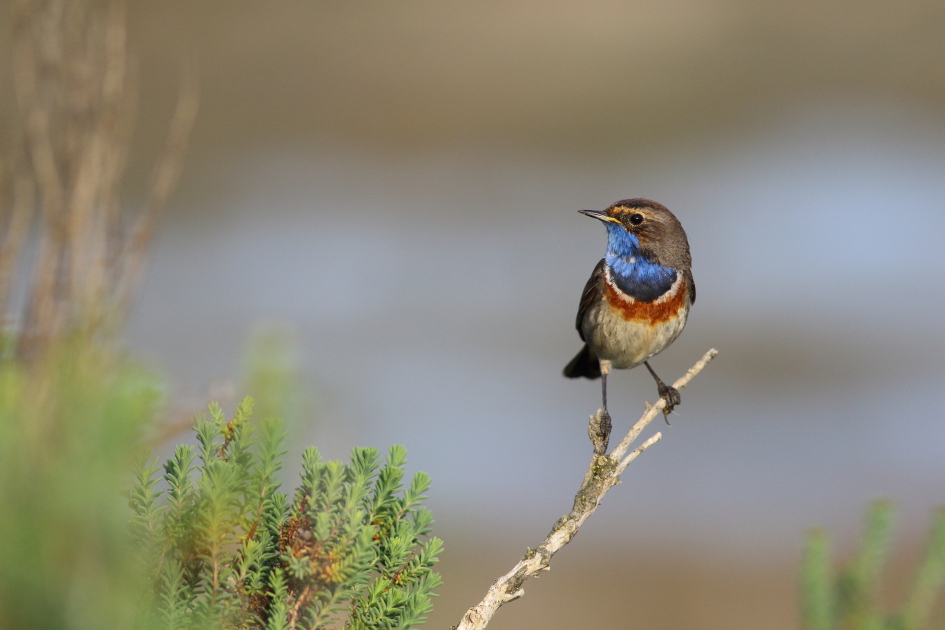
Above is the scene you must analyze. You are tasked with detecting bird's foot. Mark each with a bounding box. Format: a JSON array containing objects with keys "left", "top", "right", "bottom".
[
  {"left": 657, "top": 383, "right": 681, "bottom": 425},
  {"left": 589, "top": 409, "right": 612, "bottom": 455}
]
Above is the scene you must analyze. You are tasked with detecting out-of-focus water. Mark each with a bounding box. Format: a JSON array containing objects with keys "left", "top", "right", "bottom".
[
  {"left": 131, "top": 100, "right": 945, "bottom": 565},
  {"left": 5, "top": 1, "right": 944, "bottom": 624}
]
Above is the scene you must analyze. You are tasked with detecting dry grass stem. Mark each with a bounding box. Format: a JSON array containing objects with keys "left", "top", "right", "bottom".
[{"left": 2, "top": 0, "right": 197, "bottom": 360}]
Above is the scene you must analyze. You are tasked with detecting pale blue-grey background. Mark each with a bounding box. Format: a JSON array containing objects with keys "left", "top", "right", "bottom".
[{"left": 31, "top": 2, "right": 939, "bottom": 626}]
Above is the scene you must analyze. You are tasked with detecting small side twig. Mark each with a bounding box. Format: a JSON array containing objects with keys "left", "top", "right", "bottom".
[{"left": 454, "top": 348, "right": 718, "bottom": 630}]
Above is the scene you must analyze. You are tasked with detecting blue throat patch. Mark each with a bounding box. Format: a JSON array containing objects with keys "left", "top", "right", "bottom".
[{"left": 604, "top": 225, "right": 677, "bottom": 303}]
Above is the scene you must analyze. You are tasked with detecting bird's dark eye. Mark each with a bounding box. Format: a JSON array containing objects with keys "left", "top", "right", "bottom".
[{"left": 629, "top": 213, "right": 644, "bottom": 225}]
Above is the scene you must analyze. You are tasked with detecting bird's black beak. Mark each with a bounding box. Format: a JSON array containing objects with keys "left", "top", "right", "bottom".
[{"left": 579, "top": 209, "right": 621, "bottom": 224}]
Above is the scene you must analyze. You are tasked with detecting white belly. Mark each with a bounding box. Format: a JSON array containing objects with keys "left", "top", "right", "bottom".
[{"left": 583, "top": 302, "right": 689, "bottom": 370}]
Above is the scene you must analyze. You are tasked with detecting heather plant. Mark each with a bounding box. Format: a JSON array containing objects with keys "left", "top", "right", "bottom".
[{"left": 130, "top": 398, "right": 443, "bottom": 630}]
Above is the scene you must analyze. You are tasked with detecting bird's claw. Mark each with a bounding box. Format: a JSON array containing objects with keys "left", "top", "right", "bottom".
[{"left": 657, "top": 383, "right": 681, "bottom": 425}]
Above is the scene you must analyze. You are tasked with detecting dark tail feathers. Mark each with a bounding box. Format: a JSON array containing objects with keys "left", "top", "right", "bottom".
[{"left": 563, "top": 344, "right": 601, "bottom": 379}]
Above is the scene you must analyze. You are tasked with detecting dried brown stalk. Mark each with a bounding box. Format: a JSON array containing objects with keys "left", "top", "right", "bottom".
[{"left": 2, "top": 0, "right": 197, "bottom": 360}]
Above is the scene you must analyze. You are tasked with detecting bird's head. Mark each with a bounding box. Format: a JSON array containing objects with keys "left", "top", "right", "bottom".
[{"left": 579, "top": 198, "right": 691, "bottom": 270}]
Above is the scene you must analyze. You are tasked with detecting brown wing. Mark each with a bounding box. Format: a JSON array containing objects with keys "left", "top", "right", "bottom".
[
  {"left": 684, "top": 269, "right": 696, "bottom": 305},
  {"left": 576, "top": 259, "right": 606, "bottom": 341}
]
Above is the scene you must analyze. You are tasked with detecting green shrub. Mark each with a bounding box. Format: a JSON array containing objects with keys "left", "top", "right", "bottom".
[
  {"left": 0, "top": 345, "right": 161, "bottom": 630},
  {"left": 801, "top": 501, "right": 945, "bottom": 630},
  {"left": 130, "top": 398, "right": 443, "bottom": 630},
  {"left": 0, "top": 343, "right": 441, "bottom": 630}
]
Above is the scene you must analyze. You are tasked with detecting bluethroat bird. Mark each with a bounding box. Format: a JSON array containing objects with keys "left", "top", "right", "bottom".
[{"left": 563, "top": 199, "right": 695, "bottom": 421}]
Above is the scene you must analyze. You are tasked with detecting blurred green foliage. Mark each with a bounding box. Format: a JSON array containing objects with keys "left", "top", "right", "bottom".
[
  {"left": 0, "top": 342, "right": 441, "bottom": 630},
  {"left": 0, "top": 344, "right": 162, "bottom": 630},
  {"left": 242, "top": 326, "right": 302, "bottom": 429},
  {"left": 801, "top": 501, "right": 945, "bottom": 630}
]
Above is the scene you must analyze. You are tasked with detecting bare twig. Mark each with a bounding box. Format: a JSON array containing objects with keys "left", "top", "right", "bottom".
[
  {"left": 0, "top": 169, "right": 35, "bottom": 319},
  {"left": 454, "top": 348, "right": 719, "bottom": 630},
  {"left": 112, "top": 59, "right": 198, "bottom": 326}
]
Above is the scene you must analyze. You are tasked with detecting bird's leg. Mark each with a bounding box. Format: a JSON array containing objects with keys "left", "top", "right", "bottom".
[
  {"left": 601, "top": 372, "right": 608, "bottom": 411},
  {"left": 644, "top": 360, "right": 680, "bottom": 424},
  {"left": 590, "top": 360, "right": 612, "bottom": 453},
  {"left": 599, "top": 360, "right": 611, "bottom": 412}
]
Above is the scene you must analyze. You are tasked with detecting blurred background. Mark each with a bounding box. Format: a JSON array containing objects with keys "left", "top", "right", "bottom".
[{"left": 3, "top": 1, "right": 945, "bottom": 627}]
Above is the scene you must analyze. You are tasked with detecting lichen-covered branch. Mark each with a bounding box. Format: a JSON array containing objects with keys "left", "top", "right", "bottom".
[{"left": 454, "top": 348, "right": 719, "bottom": 630}]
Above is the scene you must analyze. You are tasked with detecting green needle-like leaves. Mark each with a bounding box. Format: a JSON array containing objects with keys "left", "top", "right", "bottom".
[{"left": 130, "top": 398, "right": 443, "bottom": 630}]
